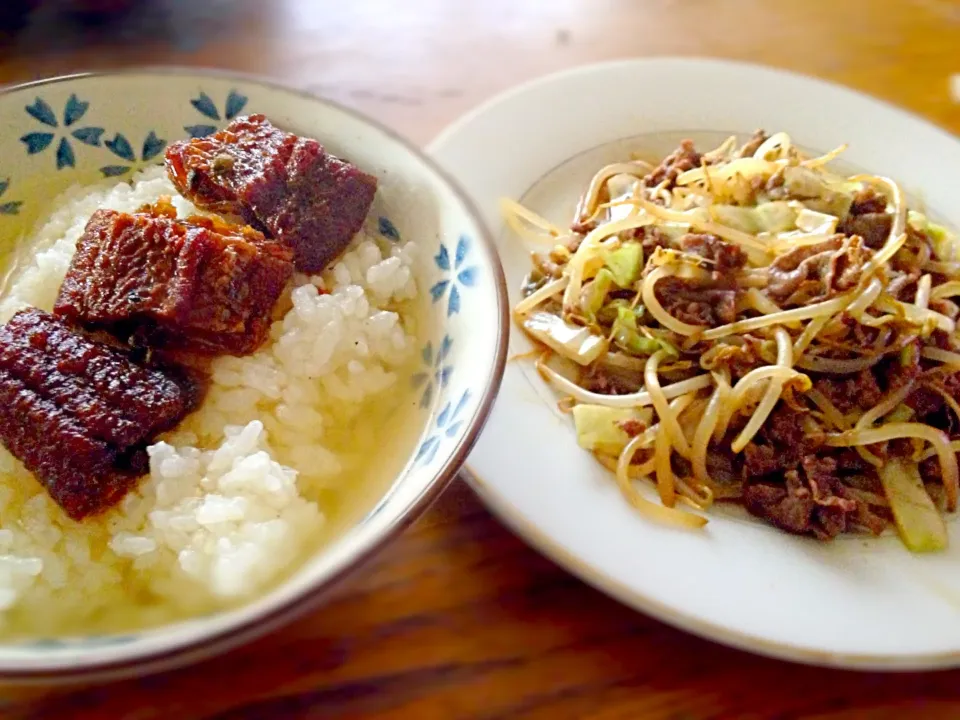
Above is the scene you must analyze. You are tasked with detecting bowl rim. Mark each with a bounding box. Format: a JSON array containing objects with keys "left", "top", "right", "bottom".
[{"left": 0, "top": 66, "right": 510, "bottom": 682}]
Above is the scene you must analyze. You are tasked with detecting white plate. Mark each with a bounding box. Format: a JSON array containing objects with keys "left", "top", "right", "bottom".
[{"left": 428, "top": 57, "right": 960, "bottom": 670}]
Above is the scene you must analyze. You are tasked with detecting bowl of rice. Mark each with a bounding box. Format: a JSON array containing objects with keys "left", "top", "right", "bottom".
[{"left": 0, "top": 69, "right": 507, "bottom": 680}]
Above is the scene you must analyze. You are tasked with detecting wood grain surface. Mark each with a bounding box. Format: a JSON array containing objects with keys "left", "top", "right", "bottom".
[{"left": 2, "top": 1, "right": 960, "bottom": 717}]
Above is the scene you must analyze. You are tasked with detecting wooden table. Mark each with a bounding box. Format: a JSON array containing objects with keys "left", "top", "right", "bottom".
[{"left": 1, "top": 1, "right": 960, "bottom": 717}]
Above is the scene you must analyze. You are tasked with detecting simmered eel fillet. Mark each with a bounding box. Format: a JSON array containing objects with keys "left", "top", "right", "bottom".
[
  {"left": 164, "top": 114, "right": 378, "bottom": 272},
  {"left": 0, "top": 309, "right": 201, "bottom": 520},
  {"left": 54, "top": 200, "right": 294, "bottom": 356}
]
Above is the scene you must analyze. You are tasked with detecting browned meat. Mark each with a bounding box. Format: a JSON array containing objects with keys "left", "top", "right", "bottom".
[
  {"left": 743, "top": 443, "right": 785, "bottom": 477},
  {"left": 165, "top": 114, "right": 377, "bottom": 272},
  {"left": 743, "top": 403, "right": 820, "bottom": 477},
  {"left": 804, "top": 456, "right": 856, "bottom": 508},
  {"left": 768, "top": 237, "right": 843, "bottom": 295},
  {"left": 885, "top": 340, "right": 921, "bottom": 390},
  {"left": 839, "top": 212, "right": 892, "bottom": 249},
  {"left": 642, "top": 140, "right": 703, "bottom": 190},
  {"left": 700, "top": 337, "right": 763, "bottom": 379},
  {"left": 563, "top": 234, "right": 584, "bottom": 254},
  {"left": 920, "top": 456, "right": 943, "bottom": 486},
  {"left": 0, "top": 309, "right": 200, "bottom": 520},
  {"left": 740, "top": 403, "right": 873, "bottom": 539},
  {"left": 907, "top": 366, "right": 960, "bottom": 435},
  {"left": 55, "top": 203, "right": 293, "bottom": 356},
  {"left": 744, "top": 455, "right": 858, "bottom": 539},
  {"left": 766, "top": 403, "right": 815, "bottom": 450},
  {"left": 655, "top": 277, "right": 737, "bottom": 326},
  {"left": 617, "top": 418, "right": 647, "bottom": 437},
  {"left": 766, "top": 235, "right": 871, "bottom": 304},
  {"left": 764, "top": 167, "right": 787, "bottom": 197},
  {"left": 531, "top": 251, "right": 563, "bottom": 280},
  {"left": 580, "top": 367, "right": 640, "bottom": 396},
  {"left": 679, "top": 233, "right": 746, "bottom": 281},
  {"left": 634, "top": 226, "right": 672, "bottom": 257},
  {"left": 886, "top": 269, "right": 919, "bottom": 300},
  {"left": 849, "top": 186, "right": 888, "bottom": 215},
  {"left": 837, "top": 186, "right": 892, "bottom": 249},
  {"left": 835, "top": 449, "right": 871, "bottom": 473},
  {"left": 735, "top": 129, "right": 769, "bottom": 158},
  {"left": 908, "top": 387, "right": 944, "bottom": 419},
  {"left": 743, "top": 473, "right": 815, "bottom": 534},
  {"left": 813, "top": 369, "right": 883, "bottom": 414},
  {"left": 930, "top": 297, "right": 959, "bottom": 321}
]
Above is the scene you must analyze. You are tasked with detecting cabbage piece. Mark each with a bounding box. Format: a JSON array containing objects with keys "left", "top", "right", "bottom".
[
  {"left": 794, "top": 207, "right": 838, "bottom": 234},
  {"left": 878, "top": 460, "right": 947, "bottom": 553},
  {"left": 659, "top": 221, "right": 695, "bottom": 241},
  {"left": 612, "top": 305, "right": 677, "bottom": 357},
  {"left": 805, "top": 194, "right": 854, "bottom": 219},
  {"left": 887, "top": 404, "right": 915, "bottom": 423},
  {"left": 580, "top": 268, "right": 615, "bottom": 322},
  {"left": 604, "top": 242, "right": 643, "bottom": 287},
  {"left": 753, "top": 202, "right": 798, "bottom": 233},
  {"left": 908, "top": 210, "right": 957, "bottom": 262},
  {"left": 572, "top": 404, "right": 652, "bottom": 454},
  {"left": 778, "top": 167, "right": 855, "bottom": 217},
  {"left": 710, "top": 202, "right": 796, "bottom": 235},
  {"left": 709, "top": 205, "right": 759, "bottom": 234},
  {"left": 523, "top": 311, "right": 608, "bottom": 366},
  {"left": 596, "top": 298, "right": 631, "bottom": 326},
  {"left": 781, "top": 166, "right": 827, "bottom": 198}
]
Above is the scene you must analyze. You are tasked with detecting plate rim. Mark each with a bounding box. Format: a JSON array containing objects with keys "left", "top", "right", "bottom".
[{"left": 429, "top": 56, "right": 960, "bottom": 671}]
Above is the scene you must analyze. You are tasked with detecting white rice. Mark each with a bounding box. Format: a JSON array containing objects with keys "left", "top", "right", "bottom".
[{"left": 0, "top": 167, "right": 420, "bottom": 636}]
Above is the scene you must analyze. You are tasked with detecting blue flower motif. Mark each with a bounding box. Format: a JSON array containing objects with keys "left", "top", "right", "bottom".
[
  {"left": 19, "top": 94, "right": 104, "bottom": 170},
  {"left": 429, "top": 235, "right": 478, "bottom": 317},
  {"left": 184, "top": 89, "right": 249, "bottom": 138},
  {"left": 415, "top": 389, "right": 472, "bottom": 465},
  {"left": 411, "top": 335, "right": 453, "bottom": 409},
  {"left": 378, "top": 216, "right": 401, "bottom": 242},
  {"left": 99, "top": 131, "right": 167, "bottom": 178},
  {"left": 0, "top": 179, "right": 21, "bottom": 216}
]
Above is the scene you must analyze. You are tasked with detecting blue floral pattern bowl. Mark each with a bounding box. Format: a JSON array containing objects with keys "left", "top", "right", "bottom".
[{"left": 0, "top": 69, "right": 507, "bottom": 681}]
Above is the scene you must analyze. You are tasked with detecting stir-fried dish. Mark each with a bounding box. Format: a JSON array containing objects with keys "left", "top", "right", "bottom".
[{"left": 505, "top": 130, "right": 960, "bottom": 552}]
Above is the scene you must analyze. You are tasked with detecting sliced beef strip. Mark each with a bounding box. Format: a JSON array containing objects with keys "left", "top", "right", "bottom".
[
  {"left": 765, "top": 236, "right": 871, "bottom": 304},
  {"left": 735, "top": 129, "right": 769, "bottom": 159},
  {"left": 849, "top": 186, "right": 888, "bottom": 215},
  {"left": 743, "top": 469, "right": 816, "bottom": 536},
  {"left": 642, "top": 140, "right": 703, "bottom": 190},
  {"left": 634, "top": 226, "right": 672, "bottom": 257},
  {"left": 838, "top": 213, "right": 892, "bottom": 250},
  {"left": 837, "top": 185, "right": 892, "bottom": 249},
  {"left": 743, "top": 455, "right": 858, "bottom": 540},
  {"left": 813, "top": 369, "right": 884, "bottom": 414},
  {"left": 654, "top": 277, "right": 737, "bottom": 326},
  {"left": 679, "top": 233, "right": 746, "bottom": 282},
  {"left": 740, "top": 403, "right": 884, "bottom": 539}
]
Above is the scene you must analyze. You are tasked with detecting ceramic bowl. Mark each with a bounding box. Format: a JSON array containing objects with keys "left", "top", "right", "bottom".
[{"left": 0, "top": 69, "right": 507, "bottom": 681}]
